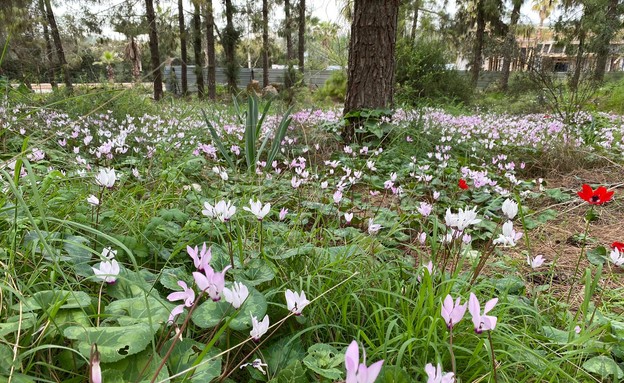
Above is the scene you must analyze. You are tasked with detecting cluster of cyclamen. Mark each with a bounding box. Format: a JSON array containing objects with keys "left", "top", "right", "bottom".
[{"left": 166, "top": 243, "right": 310, "bottom": 341}]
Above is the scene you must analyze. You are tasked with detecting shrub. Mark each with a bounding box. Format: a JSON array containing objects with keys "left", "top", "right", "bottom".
[
  {"left": 315, "top": 70, "right": 347, "bottom": 103},
  {"left": 395, "top": 38, "right": 473, "bottom": 105}
]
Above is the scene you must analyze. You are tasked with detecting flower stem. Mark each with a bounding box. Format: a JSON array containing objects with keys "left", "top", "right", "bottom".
[
  {"left": 487, "top": 331, "right": 498, "bottom": 383},
  {"left": 449, "top": 326, "right": 457, "bottom": 377},
  {"left": 566, "top": 206, "right": 593, "bottom": 305}
]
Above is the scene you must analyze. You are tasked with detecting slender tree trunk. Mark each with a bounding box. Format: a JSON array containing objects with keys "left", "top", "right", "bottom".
[
  {"left": 178, "top": 0, "right": 188, "bottom": 95},
  {"left": 193, "top": 0, "right": 204, "bottom": 98},
  {"left": 500, "top": 0, "right": 522, "bottom": 91},
  {"left": 570, "top": 29, "right": 585, "bottom": 91},
  {"left": 471, "top": 0, "right": 486, "bottom": 87},
  {"left": 38, "top": 0, "right": 57, "bottom": 89},
  {"left": 343, "top": 0, "right": 400, "bottom": 143},
  {"left": 145, "top": 0, "right": 163, "bottom": 100},
  {"left": 593, "top": 0, "right": 618, "bottom": 82},
  {"left": 43, "top": 0, "right": 71, "bottom": 91},
  {"left": 410, "top": 0, "right": 419, "bottom": 40},
  {"left": 298, "top": 0, "right": 305, "bottom": 75},
  {"left": 284, "top": 0, "right": 293, "bottom": 88},
  {"left": 205, "top": 1, "right": 217, "bottom": 99},
  {"left": 262, "top": 0, "right": 269, "bottom": 87},
  {"left": 223, "top": 0, "right": 239, "bottom": 92}
]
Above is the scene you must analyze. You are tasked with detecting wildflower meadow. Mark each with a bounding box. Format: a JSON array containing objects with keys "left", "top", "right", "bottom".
[{"left": 0, "top": 90, "right": 623, "bottom": 383}]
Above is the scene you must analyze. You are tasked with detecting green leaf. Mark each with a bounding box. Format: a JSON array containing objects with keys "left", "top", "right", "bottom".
[
  {"left": 232, "top": 259, "right": 275, "bottom": 286},
  {"left": 0, "top": 313, "right": 37, "bottom": 337},
  {"left": 494, "top": 276, "right": 525, "bottom": 295},
  {"left": 375, "top": 366, "right": 412, "bottom": 383},
  {"left": 64, "top": 323, "right": 157, "bottom": 363},
  {"left": 270, "top": 360, "right": 308, "bottom": 383},
  {"left": 587, "top": 246, "right": 607, "bottom": 265},
  {"left": 192, "top": 285, "right": 267, "bottom": 331},
  {"left": 105, "top": 296, "right": 171, "bottom": 327},
  {"left": 269, "top": 244, "right": 315, "bottom": 260},
  {"left": 160, "top": 267, "right": 191, "bottom": 291},
  {"left": 302, "top": 344, "right": 343, "bottom": 380},
  {"left": 102, "top": 349, "right": 170, "bottom": 382},
  {"left": 162, "top": 338, "right": 222, "bottom": 382},
  {"left": 545, "top": 188, "right": 571, "bottom": 202},
  {"left": 0, "top": 374, "right": 36, "bottom": 383},
  {"left": 20, "top": 290, "right": 92, "bottom": 311},
  {"left": 0, "top": 344, "right": 14, "bottom": 375},
  {"left": 541, "top": 326, "right": 570, "bottom": 345},
  {"left": 582, "top": 355, "right": 624, "bottom": 380},
  {"left": 202, "top": 109, "right": 236, "bottom": 170}
]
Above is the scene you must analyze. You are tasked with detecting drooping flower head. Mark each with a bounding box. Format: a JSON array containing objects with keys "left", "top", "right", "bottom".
[
  {"left": 345, "top": 340, "right": 384, "bottom": 383},
  {"left": 577, "top": 184, "right": 614, "bottom": 205}
]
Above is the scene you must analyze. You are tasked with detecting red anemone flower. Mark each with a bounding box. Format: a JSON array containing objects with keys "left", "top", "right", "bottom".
[
  {"left": 458, "top": 179, "right": 469, "bottom": 190},
  {"left": 577, "top": 184, "right": 614, "bottom": 205},
  {"left": 612, "top": 242, "right": 624, "bottom": 251}
]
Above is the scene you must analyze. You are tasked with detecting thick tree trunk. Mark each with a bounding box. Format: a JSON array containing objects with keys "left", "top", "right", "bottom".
[
  {"left": 223, "top": 0, "right": 239, "bottom": 92},
  {"left": 38, "top": 0, "right": 56, "bottom": 89},
  {"left": 43, "top": 0, "right": 71, "bottom": 91},
  {"left": 192, "top": 0, "right": 204, "bottom": 98},
  {"left": 298, "top": 0, "right": 305, "bottom": 75},
  {"left": 343, "top": 0, "right": 399, "bottom": 143},
  {"left": 178, "top": 0, "right": 188, "bottom": 95},
  {"left": 410, "top": 0, "right": 419, "bottom": 40},
  {"left": 593, "top": 0, "right": 618, "bottom": 82},
  {"left": 205, "top": 1, "right": 217, "bottom": 99},
  {"left": 262, "top": 0, "right": 269, "bottom": 87},
  {"left": 471, "top": 0, "right": 486, "bottom": 87},
  {"left": 284, "top": 0, "right": 293, "bottom": 88},
  {"left": 500, "top": 0, "right": 522, "bottom": 91},
  {"left": 145, "top": 0, "right": 163, "bottom": 100}
]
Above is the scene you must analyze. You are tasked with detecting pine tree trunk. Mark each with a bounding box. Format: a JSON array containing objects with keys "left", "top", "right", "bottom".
[
  {"left": 471, "top": 0, "right": 486, "bottom": 87},
  {"left": 410, "top": 0, "right": 419, "bottom": 40},
  {"left": 298, "top": 0, "right": 305, "bottom": 75},
  {"left": 205, "top": 1, "right": 217, "bottom": 99},
  {"left": 193, "top": 0, "right": 204, "bottom": 98},
  {"left": 145, "top": 0, "right": 163, "bottom": 100},
  {"left": 284, "top": 0, "right": 293, "bottom": 89},
  {"left": 570, "top": 29, "right": 585, "bottom": 91},
  {"left": 343, "top": 0, "right": 399, "bottom": 143},
  {"left": 500, "top": 0, "right": 522, "bottom": 91},
  {"left": 593, "top": 0, "right": 618, "bottom": 82},
  {"left": 43, "top": 0, "right": 71, "bottom": 91},
  {"left": 38, "top": 0, "right": 56, "bottom": 89},
  {"left": 262, "top": 0, "right": 269, "bottom": 87},
  {"left": 223, "top": 0, "right": 239, "bottom": 92},
  {"left": 178, "top": 0, "right": 188, "bottom": 96}
]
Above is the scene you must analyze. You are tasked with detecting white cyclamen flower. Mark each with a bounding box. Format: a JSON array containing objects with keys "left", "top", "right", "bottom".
[
  {"left": 527, "top": 254, "right": 545, "bottom": 269},
  {"left": 493, "top": 221, "right": 523, "bottom": 247},
  {"left": 87, "top": 195, "right": 100, "bottom": 206},
  {"left": 250, "top": 314, "right": 270, "bottom": 341},
  {"left": 95, "top": 168, "right": 117, "bottom": 188},
  {"left": 368, "top": 218, "right": 382, "bottom": 235},
  {"left": 445, "top": 206, "right": 481, "bottom": 231},
  {"left": 610, "top": 248, "right": 624, "bottom": 267},
  {"left": 92, "top": 259, "right": 120, "bottom": 283},
  {"left": 285, "top": 289, "right": 310, "bottom": 315},
  {"left": 501, "top": 198, "right": 518, "bottom": 220},
  {"left": 223, "top": 282, "right": 250, "bottom": 309},
  {"left": 243, "top": 199, "right": 271, "bottom": 221}
]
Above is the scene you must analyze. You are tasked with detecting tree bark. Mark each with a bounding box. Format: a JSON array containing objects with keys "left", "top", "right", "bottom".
[
  {"left": 570, "top": 28, "right": 585, "bottom": 91},
  {"left": 223, "top": 0, "right": 239, "bottom": 92},
  {"left": 178, "top": 0, "right": 188, "bottom": 95},
  {"left": 410, "top": 0, "right": 419, "bottom": 40},
  {"left": 593, "top": 0, "right": 619, "bottom": 82},
  {"left": 38, "top": 0, "right": 56, "bottom": 89},
  {"left": 284, "top": 0, "right": 293, "bottom": 88},
  {"left": 471, "top": 0, "right": 486, "bottom": 87},
  {"left": 43, "top": 0, "right": 71, "bottom": 91},
  {"left": 298, "top": 0, "right": 305, "bottom": 75},
  {"left": 262, "top": 0, "right": 269, "bottom": 87},
  {"left": 192, "top": 0, "right": 204, "bottom": 98},
  {"left": 205, "top": 1, "right": 217, "bottom": 99},
  {"left": 145, "top": 0, "right": 163, "bottom": 100},
  {"left": 500, "top": 0, "right": 522, "bottom": 91},
  {"left": 343, "top": 0, "right": 399, "bottom": 143}
]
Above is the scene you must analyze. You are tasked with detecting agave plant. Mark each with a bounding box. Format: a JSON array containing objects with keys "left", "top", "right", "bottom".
[{"left": 203, "top": 93, "right": 293, "bottom": 173}]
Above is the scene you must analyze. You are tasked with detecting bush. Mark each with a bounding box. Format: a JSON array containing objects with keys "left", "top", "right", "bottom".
[
  {"left": 315, "top": 70, "right": 347, "bottom": 103},
  {"left": 395, "top": 39, "right": 473, "bottom": 105}
]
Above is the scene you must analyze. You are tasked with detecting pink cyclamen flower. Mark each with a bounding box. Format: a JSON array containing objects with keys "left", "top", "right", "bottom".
[
  {"left": 187, "top": 243, "right": 211, "bottom": 271},
  {"left": 441, "top": 295, "right": 467, "bottom": 330},
  {"left": 527, "top": 254, "right": 545, "bottom": 269},
  {"left": 345, "top": 340, "right": 384, "bottom": 383},
  {"left": 333, "top": 190, "right": 343, "bottom": 204},
  {"left": 418, "top": 202, "right": 433, "bottom": 217},
  {"left": 424, "top": 363, "right": 454, "bottom": 383},
  {"left": 193, "top": 265, "right": 231, "bottom": 301},
  {"left": 279, "top": 208, "right": 288, "bottom": 221},
  {"left": 468, "top": 292, "right": 498, "bottom": 334},
  {"left": 344, "top": 212, "right": 354, "bottom": 224},
  {"left": 285, "top": 289, "right": 310, "bottom": 315},
  {"left": 90, "top": 344, "right": 102, "bottom": 383},
  {"left": 167, "top": 280, "right": 196, "bottom": 322}
]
